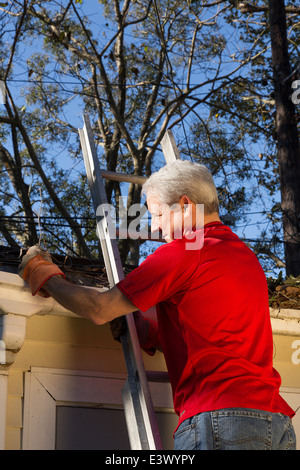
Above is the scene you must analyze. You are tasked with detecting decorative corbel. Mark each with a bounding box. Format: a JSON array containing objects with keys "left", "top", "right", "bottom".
[
  {"left": 0, "top": 313, "right": 27, "bottom": 450},
  {"left": 0, "top": 314, "right": 27, "bottom": 367}
]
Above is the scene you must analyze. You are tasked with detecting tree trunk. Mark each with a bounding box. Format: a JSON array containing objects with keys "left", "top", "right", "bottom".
[{"left": 268, "top": 0, "right": 300, "bottom": 277}]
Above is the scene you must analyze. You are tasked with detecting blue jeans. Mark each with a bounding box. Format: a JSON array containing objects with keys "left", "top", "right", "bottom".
[{"left": 174, "top": 408, "right": 297, "bottom": 450}]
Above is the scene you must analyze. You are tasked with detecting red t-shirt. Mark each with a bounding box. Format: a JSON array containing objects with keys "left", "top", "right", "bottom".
[{"left": 117, "top": 222, "right": 295, "bottom": 429}]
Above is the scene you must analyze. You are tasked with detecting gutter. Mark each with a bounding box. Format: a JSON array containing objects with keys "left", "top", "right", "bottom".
[{"left": 270, "top": 308, "right": 300, "bottom": 336}]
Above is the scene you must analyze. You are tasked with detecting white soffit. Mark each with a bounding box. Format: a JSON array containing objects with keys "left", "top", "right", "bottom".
[{"left": 0, "top": 271, "right": 75, "bottom": 318}]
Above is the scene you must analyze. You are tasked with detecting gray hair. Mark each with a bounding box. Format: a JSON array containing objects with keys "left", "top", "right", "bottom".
[{"left": 142, "top": 160, "right": 219, "bottom": 215}]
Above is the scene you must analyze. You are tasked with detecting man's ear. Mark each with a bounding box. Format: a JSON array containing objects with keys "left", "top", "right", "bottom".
[
  {"left": 179, "top": 194, "right": 193, "bottom": 209},
  {"left": 179, "top": 195, "right": 194, "bottom": 236}
]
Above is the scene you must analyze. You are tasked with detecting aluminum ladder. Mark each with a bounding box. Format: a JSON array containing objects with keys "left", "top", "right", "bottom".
[{"left": 78, "top": 114, "right": 180, "bottom": 450}]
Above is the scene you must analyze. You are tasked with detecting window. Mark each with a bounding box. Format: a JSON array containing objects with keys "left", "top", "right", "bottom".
[{"left": 22, "top": 368, "right": 176, "bottom": 450}]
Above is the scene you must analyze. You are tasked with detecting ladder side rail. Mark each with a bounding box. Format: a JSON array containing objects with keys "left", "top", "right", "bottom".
[
  {"left": 79, "top": 115, "right": 162, "bottom": 450},
  {"left": 122, "top": 377, "right": 150, "bottom": 450},
  {"left": 78, "top": 128, "right": 118, "bottom": 286},
  {"left": 160, "top": 129, "right": 181, "bottom": 163}
]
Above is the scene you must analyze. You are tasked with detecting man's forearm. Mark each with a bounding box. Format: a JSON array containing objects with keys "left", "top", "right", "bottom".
[
  {"left": 44, "top": 275, "right": 104, "bottom": 323},
  {"left": 18, "top": 245, "right": 137, "bottom": 324},
  {"left": 43, "top": 275, "right": 139, "bottom": 325}
]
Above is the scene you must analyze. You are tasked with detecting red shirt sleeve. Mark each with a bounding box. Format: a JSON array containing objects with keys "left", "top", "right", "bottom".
[{"left": 116, "top": 237, "right": 200, "bottom": 312}]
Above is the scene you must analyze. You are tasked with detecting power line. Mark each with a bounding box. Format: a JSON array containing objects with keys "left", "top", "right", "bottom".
[
  {"left": 0, "top": 215, "right": 94, "bottom": 230},
  {"left": 0, "top": 215, "right": 299, "bottom": 246}
]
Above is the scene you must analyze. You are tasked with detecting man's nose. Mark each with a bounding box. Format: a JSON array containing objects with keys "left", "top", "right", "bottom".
[
  {"left": 151, "top": 217, "right": 161, "bottom": 234},
  {"left": 151, "top": 220, "right": 158, "bottom": 233}
]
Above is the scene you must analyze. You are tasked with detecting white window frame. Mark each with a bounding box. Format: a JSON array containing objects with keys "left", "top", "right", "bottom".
[{"left": 22, "top": 367, "right": 174, "bottom": 450}]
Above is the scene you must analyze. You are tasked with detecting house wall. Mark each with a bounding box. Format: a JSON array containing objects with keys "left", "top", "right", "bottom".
[
  {"left": 5, "top": 314, "right": 168, "bottom": 450},
  {"left": 273, "top": 333, "right": 300, "bottom": 388},
  {"left": 273, "top": 333, "right": 300, "bottom": 450}
]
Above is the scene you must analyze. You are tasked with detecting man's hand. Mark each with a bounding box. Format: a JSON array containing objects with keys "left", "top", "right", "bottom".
[
  {"left": 109, "top": 312, "right": 144, "bottom": 343},
  {"left": 109, "top": 316, "right": 127, "bottom": 342},
  {"left": 110, "top": 311, "right": 160, "bottom": 355},
  {"left": 18, "top": 245, "right": 65, "bottom": 297}
]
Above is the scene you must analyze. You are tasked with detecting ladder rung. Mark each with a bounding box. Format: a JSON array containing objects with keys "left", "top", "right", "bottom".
[
  {"left": 101, "top": 170, "right": 147, "bottom": 185},
  {"left": 116, "top": 227, "right": 164, "bottom": 242}
]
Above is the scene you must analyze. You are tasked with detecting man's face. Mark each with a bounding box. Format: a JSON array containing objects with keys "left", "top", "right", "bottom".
[{"left": 146, "top": 194, "right": 183, "bottom": 243}]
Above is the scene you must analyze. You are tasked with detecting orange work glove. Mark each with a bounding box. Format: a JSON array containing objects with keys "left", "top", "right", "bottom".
[{"left": 18, "top": 245, "right": 65, "bottom": 297}]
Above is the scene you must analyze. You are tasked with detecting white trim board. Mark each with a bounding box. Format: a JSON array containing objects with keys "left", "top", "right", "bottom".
[{"left": 22, "top": 368, "right": 174, "bottom": 450}]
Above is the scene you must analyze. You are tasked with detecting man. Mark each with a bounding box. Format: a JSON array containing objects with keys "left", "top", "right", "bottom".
[{"left": 19, "top": 160, "right": 296, "bottom": 450}]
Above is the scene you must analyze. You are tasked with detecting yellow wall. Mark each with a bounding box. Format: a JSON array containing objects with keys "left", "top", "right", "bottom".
[
  {"left": 5, "top": 314, "right": 167, "bottom": 450},
  {"left": 273, "top": 333, "right": 300, "bottom": 388}
]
